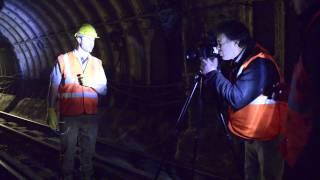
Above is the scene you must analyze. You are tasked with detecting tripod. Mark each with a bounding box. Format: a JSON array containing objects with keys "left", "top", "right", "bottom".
[
  {"left": 153, "top": 72, "right": 235, "bottom": 180},
  {"left": 153, "top": 73, "right": 223, "bottom": 179}
]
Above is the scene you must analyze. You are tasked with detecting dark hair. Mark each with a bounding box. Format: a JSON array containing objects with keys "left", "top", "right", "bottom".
[{"left": 216, "top": 20, "right": 253, "bottom": 48}]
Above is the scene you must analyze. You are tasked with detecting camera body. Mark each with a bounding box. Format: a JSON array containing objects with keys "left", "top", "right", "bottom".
[{"left": 185, "top": 41, "right": 219, "bottom": 61}]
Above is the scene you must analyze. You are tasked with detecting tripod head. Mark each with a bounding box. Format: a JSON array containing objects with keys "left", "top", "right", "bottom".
[{"left": 194, "top": 71, "right": 206, "bottom": 81}]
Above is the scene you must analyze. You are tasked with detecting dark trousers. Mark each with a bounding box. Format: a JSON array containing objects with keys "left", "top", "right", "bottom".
[
  {"left": 244, "top": 136, "right": 284, "bottom": 180},
  {"left": 60, "top": 115, "right": 98, "bottom": 180}
]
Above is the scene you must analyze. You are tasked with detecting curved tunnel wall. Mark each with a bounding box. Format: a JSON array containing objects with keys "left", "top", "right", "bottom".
[
  {"left": 0, "top": 0, "right": 175, "bottom": 83},
  {"left": 0, "top": 0, "right": 285, "bottom": 83},
  {"left": 0, "top": 1, "right": 289, "bottom": 177}
]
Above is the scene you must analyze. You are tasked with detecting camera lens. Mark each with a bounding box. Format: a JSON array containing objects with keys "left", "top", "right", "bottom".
[
  {"left": 185, "top": 49, "right": 198, "bottom": 61},
  {"left": 185, "top": 45, "right": 219, "bottom": 62}
]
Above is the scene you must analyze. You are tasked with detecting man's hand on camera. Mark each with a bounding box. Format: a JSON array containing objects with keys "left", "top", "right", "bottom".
[{"left": 200, "top": 57, "right": 218, "bottom": 74}]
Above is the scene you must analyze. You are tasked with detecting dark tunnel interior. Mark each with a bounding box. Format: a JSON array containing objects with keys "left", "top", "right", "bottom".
[{"left": 0, "top": 0, "right": 304, "bottom": 179}]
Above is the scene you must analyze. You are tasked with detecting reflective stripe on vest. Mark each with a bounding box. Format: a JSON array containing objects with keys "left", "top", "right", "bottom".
[
  {"left": 58, "top": 52, "right": 98, "bottom": 116},
  {"left": 228, "top": 52, "right": 287, "bottom": 140},
  {"left": 60, "top": 92, "right": 97, "bottom": 98},
  {"left": 250, "top": 95, "right": 276, "bottom": 105}
]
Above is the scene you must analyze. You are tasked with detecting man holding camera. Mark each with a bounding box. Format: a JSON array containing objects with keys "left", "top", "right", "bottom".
[
  {"left": 201, "top": 20, "right": 285, "bottom": 180},
  {"left": 47, "top": 24, "right": 107, "bottom": 180}
]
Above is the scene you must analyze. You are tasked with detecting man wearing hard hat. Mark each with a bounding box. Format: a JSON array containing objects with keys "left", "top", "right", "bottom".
[{"left": 47, "top": 24, "right": 107, "bottom": 180}]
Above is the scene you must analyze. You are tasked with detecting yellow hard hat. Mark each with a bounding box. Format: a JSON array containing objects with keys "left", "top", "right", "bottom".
[{"left": 75, "top": 24, "right": 99, "bottom": 39}]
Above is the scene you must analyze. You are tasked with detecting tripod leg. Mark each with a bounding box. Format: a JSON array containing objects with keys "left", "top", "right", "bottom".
[
  {"left": 218, "top": 112, "right": 244, "bottom": 178},
  {"left": 153, "top": 76, "right": 201, "bottom": 180},
  {"left": 153, "top": 155, "right": 166, "bottom": 180},
  {"left": 191, "top": 134, "right": 199, "bottom": 179}
]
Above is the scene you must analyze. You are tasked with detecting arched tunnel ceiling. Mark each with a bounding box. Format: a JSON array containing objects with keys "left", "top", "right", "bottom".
[
  {"left": 0, "top": 0, "right": 165, "bottom": 79},
  {"left": 0, "top": 0, "right": 272, "bottom": 82}
]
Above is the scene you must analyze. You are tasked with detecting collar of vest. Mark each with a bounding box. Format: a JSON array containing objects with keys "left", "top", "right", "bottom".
[{"left": 72, "top": 50, "right": 92, "bottom": 62}]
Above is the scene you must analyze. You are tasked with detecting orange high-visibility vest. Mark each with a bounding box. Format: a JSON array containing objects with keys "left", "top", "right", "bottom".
[
  {"left": 57, "top": 52, "right": 101, "bottom": 116},
  {"left": 228, "top": 52, "right": 288, "bottom": 140}
]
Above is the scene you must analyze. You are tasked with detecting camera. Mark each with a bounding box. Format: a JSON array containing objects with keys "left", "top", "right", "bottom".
[{"left": 185, "top": 35, "right": 219, "bottom": 61}]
